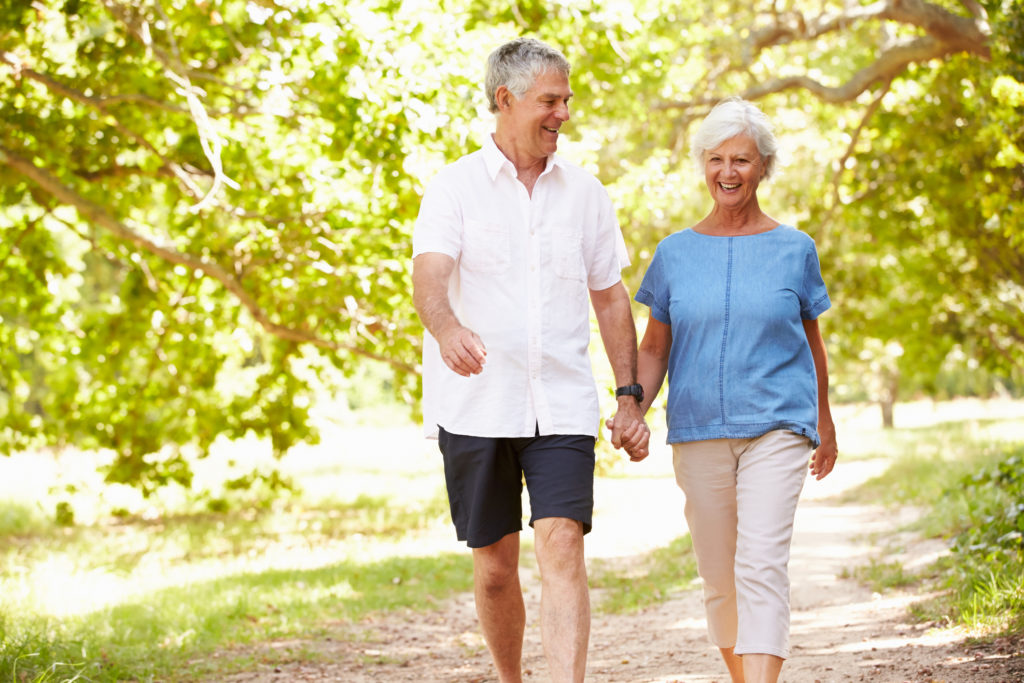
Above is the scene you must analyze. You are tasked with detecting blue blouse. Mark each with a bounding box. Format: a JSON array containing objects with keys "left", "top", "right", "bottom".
[{"left": 635, "top": 225, "right": 830, "bottom": 447}]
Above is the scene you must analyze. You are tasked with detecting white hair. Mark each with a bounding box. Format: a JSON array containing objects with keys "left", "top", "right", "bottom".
[
  {"left": 691, "top": 97, "right": 778, "bottom": 180},
  {"left": 485, "top": 38, "right": 571, "bottom": 113}
]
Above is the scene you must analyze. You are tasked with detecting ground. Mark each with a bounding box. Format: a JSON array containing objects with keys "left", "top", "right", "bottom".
[{"left": 217, "top": 401, "right": 1024, "bottom": 683}]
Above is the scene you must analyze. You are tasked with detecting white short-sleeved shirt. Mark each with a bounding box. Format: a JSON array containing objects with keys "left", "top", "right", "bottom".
[{"left": 413, "top": 134, "right": 629, "bottom": 439}]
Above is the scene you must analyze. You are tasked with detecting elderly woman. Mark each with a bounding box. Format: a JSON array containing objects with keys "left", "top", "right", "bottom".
[{"left": 618, "top": 97, "right": 839, "bottom": 683}]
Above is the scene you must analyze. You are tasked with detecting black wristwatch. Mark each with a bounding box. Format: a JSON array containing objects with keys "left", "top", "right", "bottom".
[{"left": 615, "top": 383, "right": 644, "bottom": 404}]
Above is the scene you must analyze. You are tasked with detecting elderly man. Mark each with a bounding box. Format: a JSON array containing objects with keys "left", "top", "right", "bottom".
[{"left": 412, "top": 37, "right": 648, "bottom": 682}]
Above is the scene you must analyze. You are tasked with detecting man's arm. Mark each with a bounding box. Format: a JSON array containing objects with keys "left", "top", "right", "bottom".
[
  {"left": 412, "top": 253, "right": 486, "bottom": 376},
  {"left": 590, "top": 280, "right": 648, "bottom": 459}
]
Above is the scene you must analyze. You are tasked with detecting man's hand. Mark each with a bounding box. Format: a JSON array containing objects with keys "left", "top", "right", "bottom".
[
  {"left": 607, "top": 398, "right": 650, "bottom": 462},
  {"left": 413, "top": 253, "right": 486, "bottom": 376},
  {"left": 438, "top": 325, "right": 487, "bottom": 377}
]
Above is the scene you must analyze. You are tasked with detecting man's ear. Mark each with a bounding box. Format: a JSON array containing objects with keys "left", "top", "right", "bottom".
[{"left": 495, "top": 85, "right": 513, "bottom": 111}]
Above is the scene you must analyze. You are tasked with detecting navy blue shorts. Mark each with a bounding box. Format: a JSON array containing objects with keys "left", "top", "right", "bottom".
[{"left": 437, "top": 427, "right": 596, "bottom": 548}]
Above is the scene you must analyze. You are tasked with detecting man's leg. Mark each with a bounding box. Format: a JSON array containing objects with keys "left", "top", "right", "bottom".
[
  {"left": 533, "top": 517, "right": 589, "bottom": 683},
  {"left": 473, "top": 531, "right": 526, "bottom": 683}
]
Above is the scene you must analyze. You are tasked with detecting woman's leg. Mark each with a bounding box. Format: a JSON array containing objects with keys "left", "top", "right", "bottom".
[
  {"left": 733, "top": 430, "right": 811, "bottom": 679},
  {"left": 673, "top": 441, "right": 741, "bottom": 673}
]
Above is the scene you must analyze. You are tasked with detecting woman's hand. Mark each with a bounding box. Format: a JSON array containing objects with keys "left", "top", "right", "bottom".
[
  {"left": 809, "top": 419, "right": 837, "bottom": 480},
  {"left": 605, "top": 414, "right": 651, "bottom": 462}
]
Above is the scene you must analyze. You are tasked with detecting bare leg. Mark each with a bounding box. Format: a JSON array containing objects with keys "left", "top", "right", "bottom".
[
  {"left": 473, "top": 532, "right": 526, "bottom": 683},
  {"left": 743, "top": 653, "right": 784, "bottom": 683},
  {"left": 719, "top": 646, "right": 745, "bottom": 683},
  {"left": 533, "top": 517, "right": 589, "bottom": 682}
]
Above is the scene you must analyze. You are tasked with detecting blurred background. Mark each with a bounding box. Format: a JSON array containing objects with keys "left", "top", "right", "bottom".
[{"left": 1, "top": 0, "right": 1022, "bottom": 680}]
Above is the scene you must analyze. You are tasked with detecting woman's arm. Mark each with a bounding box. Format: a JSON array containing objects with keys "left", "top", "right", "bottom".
[
  {"left": 637, "top": 315, "right": 672, "bottom": 416},
  {"left": 803, "top": 318, "right": 838, "bottom": 480}
]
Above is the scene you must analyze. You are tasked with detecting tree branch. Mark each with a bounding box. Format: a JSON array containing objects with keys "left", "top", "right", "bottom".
[
  {"left": 2, "top": 51, "right": 210, "bottom": 201},
  {"left": 660, "top": 0, "right": 990, "bottom": 111},
  {"left": 749, "top": 0, "right": 989, "bottom": 56},
  {"left": 0, "top": 144, "right": 417, "bottom": 375},
  {"left": 745, "top": 36, "right": 959, "bottom": 104},
  {"left": 0, "top": 51, "right": 189, "bottom": 114}
]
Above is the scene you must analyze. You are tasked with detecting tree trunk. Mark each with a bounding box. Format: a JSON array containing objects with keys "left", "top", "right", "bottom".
[
  {"left": 879, "top": 370, "right": 900, "bottom": 429},
  {"left": 881, "top": 398, "right": 895, "bottom": 429}
]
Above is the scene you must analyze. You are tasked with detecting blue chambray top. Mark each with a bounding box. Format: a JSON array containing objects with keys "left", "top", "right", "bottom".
[{"left": 635, "top": 225, "right": 831, "bottom": 447}]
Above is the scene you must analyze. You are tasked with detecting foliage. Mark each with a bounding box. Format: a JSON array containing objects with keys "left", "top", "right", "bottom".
[
  {"left": 944, "top": 451, "right": 1024, "bottom": 632},
  {"left": 845, "top": 422, "right": 1024, "bottom": 636},
  {"left": 1, "top": 0, "right": 484, "bottom": 490},
  {"left": 2, "top": 0, "right": 1022, "bottom": 490}
]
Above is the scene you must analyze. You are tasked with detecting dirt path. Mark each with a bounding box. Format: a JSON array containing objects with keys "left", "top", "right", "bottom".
[{"left": 218, "top": 452, "right": 1022, "bottom": 683}]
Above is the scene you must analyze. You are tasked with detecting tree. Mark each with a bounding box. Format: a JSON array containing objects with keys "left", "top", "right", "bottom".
[
  {"left": 2, "top": 0, "right": 1021, "bottom": 493},
  {"left": 531, "top": 0, "right": 1023, "bottom": 424},
  {"left": 0, "top": 0, "right": 487, "bottom": 491}
]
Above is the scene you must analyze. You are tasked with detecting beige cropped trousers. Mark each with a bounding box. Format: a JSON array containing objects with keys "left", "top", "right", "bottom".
[{"left": 672, "top": 429, "right": 811, "bottom": 659}]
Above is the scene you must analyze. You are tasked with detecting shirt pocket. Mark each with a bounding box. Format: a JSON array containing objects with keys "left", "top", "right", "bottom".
[
  {"left": 462, "top": 219, "right": 510, "bottom": 274},
  {"left": 553, "top": 226, "right": 586, "bottom": 282}
]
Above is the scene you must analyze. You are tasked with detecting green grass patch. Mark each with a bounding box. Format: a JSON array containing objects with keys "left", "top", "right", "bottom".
[
  {"left": 590, "top": 535, "right": 698, "bottom": 614},
  {"left": 1, "top": 551, "right": 473, "bottom": 681},
  {"left": 840, "top": 558, "right": 918, "bottom": 592},
  {"left": 0, "top": 483, "right": 467, "bottom": 682},
  {"left": 842, "top": 418, "right": 1024, "bottom": 640}
]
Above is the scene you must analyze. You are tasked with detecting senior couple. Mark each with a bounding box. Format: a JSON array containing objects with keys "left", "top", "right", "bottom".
[{"left": 412, "top": 37, "right": 839, "bottom": 683}]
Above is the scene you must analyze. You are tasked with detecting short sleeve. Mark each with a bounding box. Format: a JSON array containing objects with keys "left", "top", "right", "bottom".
[
  {"left": 635, "top": 244, "right": 671, "bottom": 323},
  {"left": 800, "top": 240, "right": 831, "bottom": 320},
  {"left": 584, "top": 183, "right": 629, "bottom": 291},
  {"left": 412, "top": 175, "right": 462, "bottom": 259}
]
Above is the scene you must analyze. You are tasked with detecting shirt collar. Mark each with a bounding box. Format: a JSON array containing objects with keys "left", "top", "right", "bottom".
[{"left": 482, "top": 133, "right": 564, "bottom": 182}]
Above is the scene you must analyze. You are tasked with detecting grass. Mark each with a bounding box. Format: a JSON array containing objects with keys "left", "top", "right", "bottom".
[
  {"left": 0, "top": 419, "right": 474, "bottom": 682},
  {"left": 2, "top": 551, "right": 472, "bottom": 680},
  {"left": 590, "top": 535, "right": 699, "bottom": 614},
  {"left": 839, "top": 558, "right": 918, "bottom": 592},
  {"left": 837, "top": 408, "right": 1024, "bottom": 640}
]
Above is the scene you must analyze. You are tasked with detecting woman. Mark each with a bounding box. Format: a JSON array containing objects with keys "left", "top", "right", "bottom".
[{"left": 619, "top": 97, "right": 838, "bottom": 683}]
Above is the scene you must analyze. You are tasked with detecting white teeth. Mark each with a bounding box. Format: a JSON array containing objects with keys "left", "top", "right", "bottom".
[{"left": 721, "top": 183, "right": 740, "bottom": 189}]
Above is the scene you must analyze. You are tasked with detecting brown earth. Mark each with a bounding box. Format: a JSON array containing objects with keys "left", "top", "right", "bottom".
[{"left": 214, "top": 450, "right": 1024, "bottom": 683}]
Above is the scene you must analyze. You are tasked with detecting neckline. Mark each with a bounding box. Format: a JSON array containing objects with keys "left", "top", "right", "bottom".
[{"left": 689, "top": 224, "right": 785, "bottom": 238}]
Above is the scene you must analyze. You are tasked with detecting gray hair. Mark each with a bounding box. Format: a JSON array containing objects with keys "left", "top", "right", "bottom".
[
  {"left": 485, "top": 38, "right": 571, "bottom": 113},
  {"left": 691, "top": 97, "right": 778, "bottom": 180}
]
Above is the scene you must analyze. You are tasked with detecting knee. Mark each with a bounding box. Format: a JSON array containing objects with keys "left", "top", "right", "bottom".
[
  {"left": 534, "top": 518, "right": 584, "bottom": 575},
  {"left": 475, "top": 558, "right": 519, "bottom": 595}
]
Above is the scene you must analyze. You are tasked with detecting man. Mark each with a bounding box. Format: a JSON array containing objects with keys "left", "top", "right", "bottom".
[{"left": 412, "top": 38, "right": 649, "bottom": 682}]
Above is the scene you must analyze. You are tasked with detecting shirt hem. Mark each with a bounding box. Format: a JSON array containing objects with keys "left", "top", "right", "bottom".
[
  {"left": 433, "top": 423, "right": 599, "bottom": 440},
  {"left": 666, "top": 421, "right": 820, "bottom": 448}
]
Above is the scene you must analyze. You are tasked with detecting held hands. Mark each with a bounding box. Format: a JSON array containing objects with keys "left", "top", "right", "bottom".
[
  {"left": 606, "top": 398, "right": 651, "bottom": 462},
  {"left": 438, "top": 325, "right": 487, "bottom": 376}
]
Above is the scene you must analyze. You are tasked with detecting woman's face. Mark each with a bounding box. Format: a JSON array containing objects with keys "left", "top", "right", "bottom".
[{"left": 704, "top": 134, "right": 765, "bottom": 211}]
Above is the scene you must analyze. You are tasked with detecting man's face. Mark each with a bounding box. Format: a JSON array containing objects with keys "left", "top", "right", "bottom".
[{"left": 503, "top": 69, "right": 572, "bottom": 161}]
